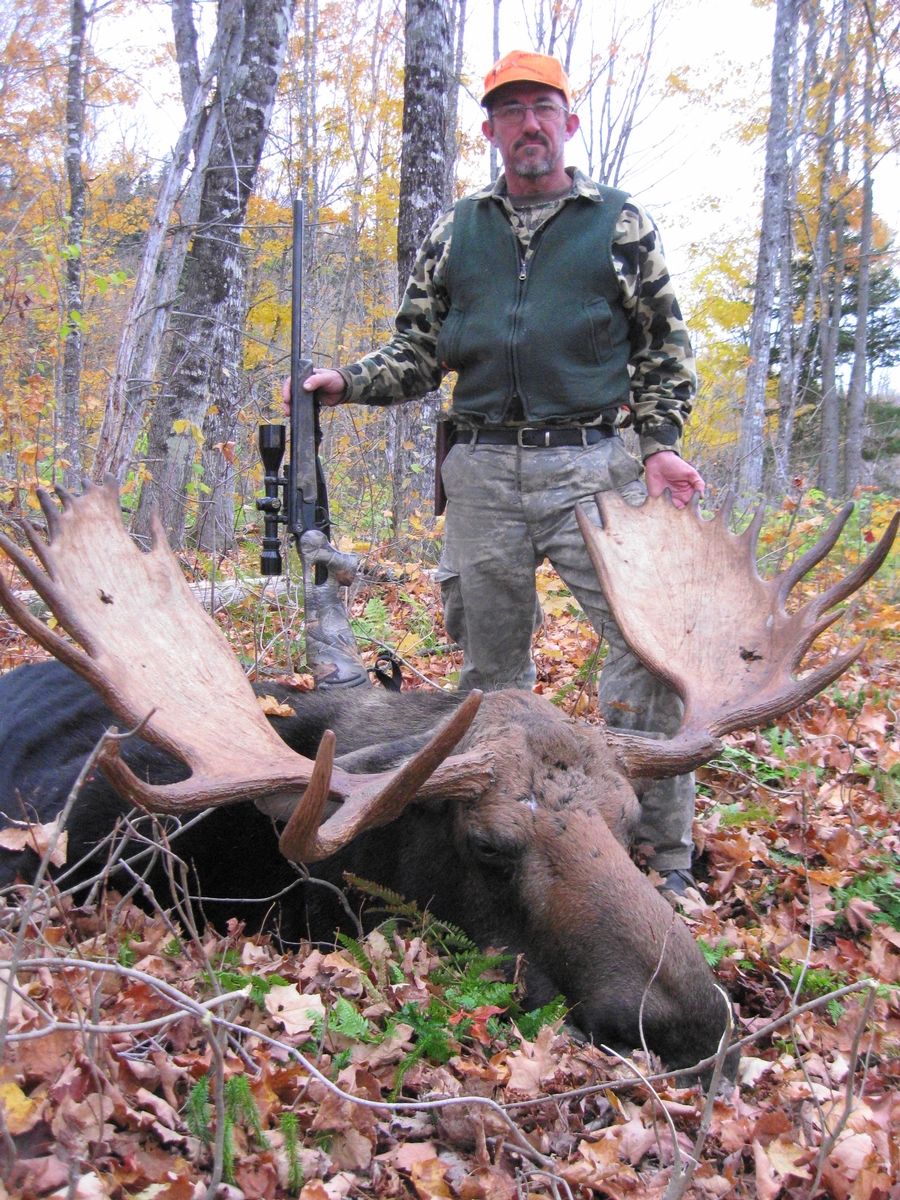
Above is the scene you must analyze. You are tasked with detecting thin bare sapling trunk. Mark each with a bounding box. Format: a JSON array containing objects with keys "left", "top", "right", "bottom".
[{"left": 61, "top": 0, "right": 87, "bottom": 487}]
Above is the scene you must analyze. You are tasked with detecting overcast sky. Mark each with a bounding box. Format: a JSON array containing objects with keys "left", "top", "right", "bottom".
[{"left": 101, "top": 0, "right": 899, "bottom": 312}]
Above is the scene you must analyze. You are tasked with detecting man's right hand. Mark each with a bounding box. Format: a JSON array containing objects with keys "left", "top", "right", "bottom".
[{"left": 281, "top": 369, "right": 346, "bottom": 415}]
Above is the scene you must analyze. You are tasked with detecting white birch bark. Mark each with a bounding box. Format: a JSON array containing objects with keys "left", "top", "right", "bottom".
[
  {"left": 92, "top": 0, "right": 242, "bottom": 482},
  {"left": 845, "top": 45, "right": 875, "bottom": 492},
  {"left": 738, "top": 0, "right": 797, "bottom": 495}
]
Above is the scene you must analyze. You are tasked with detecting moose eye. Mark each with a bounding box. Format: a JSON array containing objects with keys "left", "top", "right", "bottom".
[{"left": 468, "top": 831, "right": 519, "bottom": 874}]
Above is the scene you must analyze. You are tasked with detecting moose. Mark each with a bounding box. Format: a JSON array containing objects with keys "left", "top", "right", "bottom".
[{"left": 0, "top": 480, "right": 895, "bottom": 1073}]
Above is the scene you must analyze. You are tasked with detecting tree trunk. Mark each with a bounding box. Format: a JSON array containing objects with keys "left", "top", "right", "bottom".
[
  {"left": 61, "top": 0, "right": 87, "bottom": 488},
  {"left": 135, "top": 0, "right": 292, "bottom": 551},
  {"left": 774, "top": 6, "right": 813, "bottom": 486},
  {"left": 845, "top": 45, "right": 874, "bottom": 493},
  {"left": 92, "top": 0, "right": 242, "bottom": 482},
  {"left": 490, "top": 0, "right": 501, "bottom": 183},
  {"left": 738, "top": 0, "right": 797, "bottom": 495},
  {"left": 816, "top": 0, "right": 849, "bottom": 497},
  {"left": 391, "top": 0, "right": 451, "bottom": 541},
  {"left": 443, "top": 0, "right": 467, "bottom": 207}
]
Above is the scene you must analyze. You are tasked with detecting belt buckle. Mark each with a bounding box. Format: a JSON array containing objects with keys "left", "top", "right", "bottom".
[{"left": 517, "top": 427, "right": 550, "bottom": 448}]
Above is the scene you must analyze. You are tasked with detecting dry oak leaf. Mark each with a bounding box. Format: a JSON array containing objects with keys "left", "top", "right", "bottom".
[
  {"left": 257, "top": 694, "right": 295, "bottom": 717},
  {"left": 11, "top": 1156, "right": 70, "bottom": 1196},
  {"left": 0, "top": 815, "right": 67, "bottom": 865},
  {"left": 409, "top": 1157, "right": 453, "bottom": 1200},
  {"left": 330, "top": 1128, "right": 373, "bottom": 1172},
  {"left": 752, "top": 1140, "right": 782, "bottom": 1200},
  {"left": 504, "top": 1024, "right": 559, "bottom": 1094},
  {"left": 391, "top": 1141, "right": 442, "bottom": 1171},
  {"left": 264, "top": 985, "right": 326, "bottom": 1034},
  {"left": 457, "top": 1165, "right": 517, "bottom": 1200},
  {"left": 51, "top": 1092, "right": 115, "bottom": 1155},
  {"left": 48, "top": 1173, "right": 109, "bottom": 1200},
  {"left": 0, "top": 1079, "right": 43, "bottom": 1135}
]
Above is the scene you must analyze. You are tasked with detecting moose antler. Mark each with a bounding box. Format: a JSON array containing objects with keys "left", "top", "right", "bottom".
[
  {"left": 577, "top": 492, "right": 898, "bottom": 778},
  {"left": 0, "top": 480, "right": 486, "bottom": 835}
]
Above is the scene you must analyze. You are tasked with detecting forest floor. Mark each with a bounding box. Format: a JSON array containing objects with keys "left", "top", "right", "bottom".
[{"left": 1, "top": 491, "right": 900, "bottom": 1200}]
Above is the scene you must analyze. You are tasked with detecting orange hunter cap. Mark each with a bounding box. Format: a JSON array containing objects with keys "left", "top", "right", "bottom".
[{"left": 482, "top": 50, "right": 571, "bottom": 108}]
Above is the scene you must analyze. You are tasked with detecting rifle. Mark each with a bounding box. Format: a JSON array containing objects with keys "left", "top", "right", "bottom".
[{"left": 257, "top": 197, "right": 369, "bottom": 689}]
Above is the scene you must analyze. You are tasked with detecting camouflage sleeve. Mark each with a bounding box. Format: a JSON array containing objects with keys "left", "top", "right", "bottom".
[
  {"left": 612, "top": 200, "right": 697, "bottom": 461},
  {"left": 339, "top": 210, "right": 454, "bottom": 405}
]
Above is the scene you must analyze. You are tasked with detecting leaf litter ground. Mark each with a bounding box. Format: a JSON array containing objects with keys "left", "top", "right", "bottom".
[{"left": 1, "top": 494, "right": 900, "bottom": 1200}]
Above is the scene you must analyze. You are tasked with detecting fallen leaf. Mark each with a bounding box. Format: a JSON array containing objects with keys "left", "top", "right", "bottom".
[
  {"left": 264, "top": 985, "right": 326, "bottom": 1034},
  {"left": 257, "top": 694, "right": 295, "bottom": 717},
  {"left": 0, "top": 1079, "right": 42, "bottom": 1135},
  {"left": 0, "top": 816, "right": 67, "bottom": 865},
  {"left": 409, "top": 1157, "right": 452, "bottom": 1200}
]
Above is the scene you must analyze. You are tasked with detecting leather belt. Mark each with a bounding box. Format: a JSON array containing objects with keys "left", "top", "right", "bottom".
[{"left": 471, "top": 426, "right": 615, "bottom": 449}]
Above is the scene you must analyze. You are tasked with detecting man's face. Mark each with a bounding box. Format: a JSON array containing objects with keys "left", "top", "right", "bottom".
[{"left": 482, "top": 83, "right": 579, "bottom": 183}]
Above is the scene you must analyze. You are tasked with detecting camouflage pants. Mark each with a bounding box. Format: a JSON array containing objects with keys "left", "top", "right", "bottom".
[{"left": 435, "top": 437, "right": 694, "bottom": 873}]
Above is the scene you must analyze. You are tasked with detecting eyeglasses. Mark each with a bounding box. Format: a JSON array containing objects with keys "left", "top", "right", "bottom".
[{"left": 490, "top": 101, "right": 569, "bottom": 125}]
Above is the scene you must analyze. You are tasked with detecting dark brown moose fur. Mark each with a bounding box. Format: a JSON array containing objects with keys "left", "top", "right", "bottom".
[{"left": 0, "top": 662, "right": 728, "bottom": 1073}]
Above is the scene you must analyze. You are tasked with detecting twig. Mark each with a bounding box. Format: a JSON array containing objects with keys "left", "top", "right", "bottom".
[
  {"left": 662, "top": 986, "right": 733, "bottom": 1200},
  {"left": 204, "top": 1012, "right": 227, "bottom": 1200},
  {"left": 808, "top": 981, "right": 878, "bottom": 1196},
  {"left": 0, "top": 717, "right": 152, "bottom": 1059},
  {"left": 601, "top": 1040, "right": 691, "bottom": 1186}
]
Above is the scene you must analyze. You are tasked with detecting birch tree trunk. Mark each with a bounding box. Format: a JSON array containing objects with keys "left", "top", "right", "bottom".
[
  {"left": 816, "top": 0, "right": 849, "bottom": 497},
  {"left": 92, "top": 0, "right": 242, "bottom": 482},
  {"left": 738, "top": 0, "right": 797, "bottom": 495},
  {"left": 774, "top": 7, "right": 813, "bottom": 485},
  {"left": 390, "top": 0, "right": 450, "bottom": 541},
  {"left": 845, "top": 46, "right": 874, "bottom": 493},
  {"left": 135, "top": 0, "right": 292, "bottom": 552},
  {"left": 61, "top": 0, "right": 87, "bottom": 487},
  {"left": 443, "top": 0, "right": 467, "bottom": 207}
]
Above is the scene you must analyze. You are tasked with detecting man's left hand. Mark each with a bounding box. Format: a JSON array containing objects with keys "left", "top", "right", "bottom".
[{"left": 643, "top": 450, "right": 705, "bottom": 509}]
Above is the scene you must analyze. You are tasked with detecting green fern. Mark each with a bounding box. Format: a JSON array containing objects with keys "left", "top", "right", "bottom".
[
  {"left": 344, "top": 873, "right": 422, "bottom": 919},
  {"left": 335, "top": 931, "right": 372, "bottom": 971},
  {"left": 329, "top": 996, "right": 372, "bottom": 1042},
  {"left": 698, "top": 938, "right": 730, "bottom": 968}
]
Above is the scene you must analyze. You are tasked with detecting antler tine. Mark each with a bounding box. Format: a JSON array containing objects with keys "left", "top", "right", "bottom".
[
  {"left": 715, "top": 490, "right": 736, "bottom": 527},
  {"left": 0, "top": 543, "right": 99, "bottom": 683},
  {"left": 0, "top": 479, "right": 484, "bottom": 826},
  {"left": 738, "top": 498, "right": 767, "bottom": 562},
  {"left": 775, "top": 502, "right": 854, "bottom": 607},
  {"left": 277, "top": 733, "right": 336, "bottom": 861},
  {"left": 578, "top": 491, "right": 898, "bottom": 781},
  {"left": 278, "top": 691, "right": 485, "bottom": 863},
  {"left": 790, "top": 511, "right": 900, "bottom": 635}
]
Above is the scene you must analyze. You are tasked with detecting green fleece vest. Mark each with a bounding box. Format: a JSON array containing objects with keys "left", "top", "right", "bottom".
[{"left": 436, "top": 184, "right": 631, "bottom": 425}]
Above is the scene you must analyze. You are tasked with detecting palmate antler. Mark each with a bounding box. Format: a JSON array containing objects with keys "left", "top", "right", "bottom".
[
  {"left": 578, "top": 492, "right": 898, "bottom": 778},
  {"left": 0, "top": 480, "right": 488, "bottom": 856}
]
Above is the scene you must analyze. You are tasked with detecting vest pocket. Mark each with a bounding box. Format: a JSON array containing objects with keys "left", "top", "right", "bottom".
[
  {"left": 584, "top": 297, "right": 613, "bottom": 359},
  {"left": 435, "top": 305, "right": 466, "bottom": 369}
]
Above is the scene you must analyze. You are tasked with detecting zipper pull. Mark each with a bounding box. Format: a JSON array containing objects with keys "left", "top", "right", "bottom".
[{"left": 519, "top": 262, "right": 527, "bottom": 281}]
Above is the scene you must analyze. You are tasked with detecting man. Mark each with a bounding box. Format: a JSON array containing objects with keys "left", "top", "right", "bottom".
[{"left": 288, "top": 50, "right": 704, "bottom": 897}]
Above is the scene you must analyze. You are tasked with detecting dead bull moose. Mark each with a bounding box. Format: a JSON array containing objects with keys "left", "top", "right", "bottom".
[{"left": 0, "top": 481, "right": 895, "bottom": 1073}]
